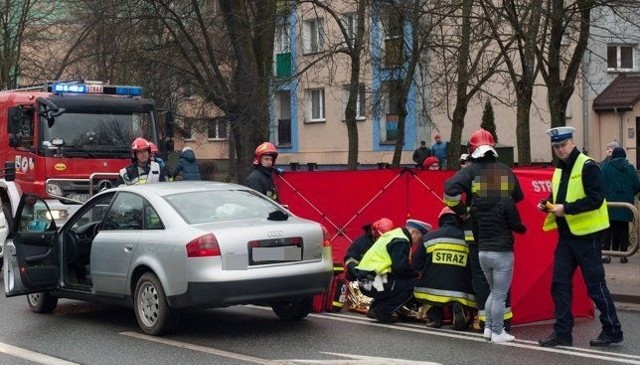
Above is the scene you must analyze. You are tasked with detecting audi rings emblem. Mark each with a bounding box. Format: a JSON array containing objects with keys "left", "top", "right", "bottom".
[
  {"left": 266, "top": 230, "right": 284, "bottom": 238},
  {"left": 96, "top": 179, "right": 113, "bottom": 190}
]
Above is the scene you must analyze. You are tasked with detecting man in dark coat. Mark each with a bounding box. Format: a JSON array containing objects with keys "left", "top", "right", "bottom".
[
  {"left": 172, "top": 147, "right": 202, "bottom": 181},
  {"left": 412, "top": 141, "right": 432, "bottom": 168},
  {"left": 601, "top": 147, "right": 640, "bottom": 264}
]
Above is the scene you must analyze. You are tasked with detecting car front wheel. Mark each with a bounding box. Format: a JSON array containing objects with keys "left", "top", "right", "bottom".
[
  {"left": 134, "top": 272, "right": 179, "bottom": 336},
  {"left": 271, "top": 296, "right": 313, "bottom": 320},
  {"left": 27, "top": 292, "right": 58, "bottom": 313}
]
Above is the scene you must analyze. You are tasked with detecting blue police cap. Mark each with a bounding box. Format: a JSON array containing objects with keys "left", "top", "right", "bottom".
[
  {"left": 545, "top": 126, "right": 576, "bottom": 144},
  {"left": 405, "top": 219, "right": 431, "bottom": 235}
]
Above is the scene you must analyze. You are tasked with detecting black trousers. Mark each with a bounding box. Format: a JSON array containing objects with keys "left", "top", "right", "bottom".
[
  {"left": 552, "top": 237, "right": 623, "bottom": 341},
  {"left": 601, "top": 221, "right": 630, "bottom": 252},
  {"left": 360, "top": 276, "right": 415, "bottom": 317}
]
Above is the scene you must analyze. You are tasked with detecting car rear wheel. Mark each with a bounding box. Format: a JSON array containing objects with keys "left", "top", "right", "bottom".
[
  {"left": 27, "top": 292, "right": 58, "bottom": 313},
  {"left": 134, "top": 272, "right": 179, "bottom": 336},
  {"left": 271, "top": 296, "right": 313, "bottom": 320}
]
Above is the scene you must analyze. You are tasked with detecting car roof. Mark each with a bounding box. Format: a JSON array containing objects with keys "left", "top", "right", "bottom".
[{"left": 109, "top": 181, "right": 252, "bottom": 197}]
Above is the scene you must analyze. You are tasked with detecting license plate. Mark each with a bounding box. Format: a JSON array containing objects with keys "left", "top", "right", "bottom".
[{"left": 252, "top": 246, "right": 301, "bottom": 263}]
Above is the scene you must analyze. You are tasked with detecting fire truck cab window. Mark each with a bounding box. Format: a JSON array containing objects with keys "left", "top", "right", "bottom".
[{"left": 17, "top": 109, "right": 34, "bottom": 150}]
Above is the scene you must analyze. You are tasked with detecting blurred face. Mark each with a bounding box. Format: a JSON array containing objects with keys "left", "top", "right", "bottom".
[
  {"left": 135, "top": 149, "right": 150, "bottom": 164},
  {"left": 409, "top": 228, "right": 423, "bottom": 245},
  {"left": 260, "top": 155, "right": 274, "bottom": 168},
  {"left": 552, "top": 138, "right": 575, "bottom": 162},
  {"left": 606, "top": 146, "right": 614, "bottom": 156},
  {"left": 435, "top": 137, "right": 441, "bottom": 143},
  {"left": 427, "top": 162, "right": 440, "bottom": 170}
]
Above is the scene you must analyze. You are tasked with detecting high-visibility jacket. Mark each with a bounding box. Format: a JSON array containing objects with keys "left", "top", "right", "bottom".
[
  {"left": 356, "top": 228, "right": 408, "bottom": 275},
  {"left": 543, "top": 153, "right": 609, "bottom": 235},
  {"left": 118, "top": 161, "right": 162, "bottom": 185},
  {"left": 413, "top": 216, "right": 476, "bottom": 308}
]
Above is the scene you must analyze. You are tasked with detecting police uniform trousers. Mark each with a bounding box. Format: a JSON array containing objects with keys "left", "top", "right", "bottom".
[
  {"left": 360, "top": 275, "right": 416, "bottom": 317},
  {"left": 552, "top": 237, "right": 622, "bottom": 340}
]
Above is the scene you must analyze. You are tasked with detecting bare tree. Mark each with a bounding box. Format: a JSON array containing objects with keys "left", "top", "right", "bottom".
[
  {"left": 429, "top": 0, "right": 504, "bottom": 169},
  {"left": 480, "top": 0, "right": 542, "bottom": 165}
]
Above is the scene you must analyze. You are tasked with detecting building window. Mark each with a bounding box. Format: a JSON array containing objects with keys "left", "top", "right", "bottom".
[
  {"left": 306, "top": 88, "right": 325, "bottom": 122},
  {"left": 181, "top": 118, "right": 194, "bottom": 140},
  {"left": 303, "top": 18, "right": 324, "bottom": 54},
  {"left": 275, "top": 24, "right": 290, "bottom": 54},
  {"left": 207, "top": 118, "right": 228, "bottom": 140},
  {"left": 381, "top": 81, "right": 402, "bottom": 142},
  {"left": 342, "top": 12, "right": 358, "bottom": 46},
  {"left": 277, "top": 91, "right": 292, "bottom": 146},
  {"left": 343, "top": 84, "right": 366, "bottom": 120},
  {"left": 381, "top": 6, "right": 403, "bottom": 68},
  {"left": 607, "top": 44, "right": 635, "bottom": 70}
]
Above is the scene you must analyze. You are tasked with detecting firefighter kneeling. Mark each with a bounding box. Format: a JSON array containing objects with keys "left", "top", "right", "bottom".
[
  {"left": 355, "top": 219, "right": 430, "bottom": 323},
  {"left": 413, "top": 207, "right": 475, "bottom": 330}
]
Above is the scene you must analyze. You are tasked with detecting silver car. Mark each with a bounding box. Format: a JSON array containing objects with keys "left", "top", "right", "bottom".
[{"left": 4, "top": 181, "right": 333, "bottom": 335}]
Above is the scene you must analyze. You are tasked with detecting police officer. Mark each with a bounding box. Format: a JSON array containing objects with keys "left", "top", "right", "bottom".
[
  {"left": 538, "top": 126, "right": 624, "bottom": 347},
  {"left": 445, "top": 129, "right": 521, "bottom": 330},
  {"left": 356, "top": 219, "right": 430, "bottom": 323},
  {"left": 246, "top": 142, "right": 279, "bottom": 201},
  {"left": 117, "top": 137, "right": 167, "bottom": 186},
  {"left": 413, "top": 207, "right": 475, "bottom": 330}
]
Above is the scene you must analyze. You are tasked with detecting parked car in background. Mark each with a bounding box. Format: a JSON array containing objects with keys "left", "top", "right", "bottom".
[{"left": 4, "top": 181, "right": 333, "bottom": 335}]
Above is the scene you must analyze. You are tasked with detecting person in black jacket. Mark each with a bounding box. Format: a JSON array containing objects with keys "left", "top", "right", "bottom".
[
  {"left": 473, "top": 169, "right": 526, "bottom": 343},
  {"left": 245, "top": 142, "right": 279, "bottom": 201},
  {"left": 172, "top": 147, "right": 202, "bottom": 181}
]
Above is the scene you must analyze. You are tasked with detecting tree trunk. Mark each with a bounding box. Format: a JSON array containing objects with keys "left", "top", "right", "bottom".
[{"left": 515, "top": 81, "right": 533, "bottom": 165}]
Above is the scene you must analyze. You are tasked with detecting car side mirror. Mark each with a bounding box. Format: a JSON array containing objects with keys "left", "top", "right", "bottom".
[
  {"left": 7, "top": 106, "right": 20, "bottom": 134},
  {"left": 267, "top": 210, "right": 289, "bottom": 221}
]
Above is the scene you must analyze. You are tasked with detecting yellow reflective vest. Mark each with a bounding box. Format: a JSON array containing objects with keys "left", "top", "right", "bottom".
[
  {"left": 543, "top": 152, "right": 609, "bottom": 235},
  {"left": 356, "top": 228, "right": 408, "bottom": 275}
]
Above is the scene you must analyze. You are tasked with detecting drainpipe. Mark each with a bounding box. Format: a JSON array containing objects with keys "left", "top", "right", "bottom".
[
  {"left": 619, "top": 111, "right": 625, "bottom": 148},
  {"left": 582, "top": 52, "right": 590, "bottom": 154}
]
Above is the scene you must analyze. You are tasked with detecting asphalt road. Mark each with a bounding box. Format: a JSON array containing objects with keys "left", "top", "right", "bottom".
[{"left": 1, "top": 285, "right": 640, "bottom": 365}]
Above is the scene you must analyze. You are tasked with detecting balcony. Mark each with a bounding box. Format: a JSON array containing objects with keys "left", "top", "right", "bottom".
[{"left": 275, "top": 52, "right": 292, "bottom": 79}]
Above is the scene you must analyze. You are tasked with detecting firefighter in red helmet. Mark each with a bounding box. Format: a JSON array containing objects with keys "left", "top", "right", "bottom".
[
  {"left": 443, "top": 128, "right": 523, "bottom": 332},
  {"left": 245, "top": 142, "right": 279, "bottom": 201},
  {"left": 116, "top": 137, "right": 167, "bottom": 186}
]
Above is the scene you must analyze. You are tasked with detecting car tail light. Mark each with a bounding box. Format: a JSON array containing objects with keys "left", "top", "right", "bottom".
[
  {"left": 321, "top": 225, "right": 332, "bottom": 247},
  {"left": 186, "top": 233, "right": 221, "bottom": 257}
]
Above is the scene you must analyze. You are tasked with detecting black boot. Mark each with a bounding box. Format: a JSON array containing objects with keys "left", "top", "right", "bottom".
[
  {"left": 538, "top": 333, "right": 572, "bottom": 347},
  {"left": 589, "top": 331, "right": 623, "bottom": 347}
]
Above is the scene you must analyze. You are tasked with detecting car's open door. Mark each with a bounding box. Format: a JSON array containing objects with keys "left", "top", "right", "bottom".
[{"left": 4, "top": 195, "right": 60, "bottom": 296}]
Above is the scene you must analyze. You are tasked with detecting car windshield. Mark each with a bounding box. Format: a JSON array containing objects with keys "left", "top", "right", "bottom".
[
  {"left": 164, "top": 189, "right": 284, "bottom": 224},
  {"left": 39, "top": 112, "right": 155, "bottom": 158}
]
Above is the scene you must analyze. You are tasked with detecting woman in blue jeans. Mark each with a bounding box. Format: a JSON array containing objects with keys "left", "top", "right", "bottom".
[{"left": 473, "top": 195, "right": 526, "bottom": 343}]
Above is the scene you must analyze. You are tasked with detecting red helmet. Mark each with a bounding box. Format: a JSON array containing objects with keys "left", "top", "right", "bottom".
[
  {"left": 468, "top": 129, "right": 497, "bottom": 158},
  {"left": 131, "top": 137, "right": 151, "bottom": 152},
  {"left": 371, "top": 218, "right": 394, "bottom": 238},
  {"left": 149, "top": 142, "right": 158, "bottom": 154},
  {"left": 253, "top": 142, "right": 278, "bottom": 165}
]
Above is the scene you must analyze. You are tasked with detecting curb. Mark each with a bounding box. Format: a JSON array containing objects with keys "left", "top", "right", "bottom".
[{"left": 612, "top": 293, "right": 640, "bottom": 305}]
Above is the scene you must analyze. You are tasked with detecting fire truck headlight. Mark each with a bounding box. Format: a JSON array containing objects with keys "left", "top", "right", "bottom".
[{"left": 46, "top": 183, "right": 63, "bottom": 197}]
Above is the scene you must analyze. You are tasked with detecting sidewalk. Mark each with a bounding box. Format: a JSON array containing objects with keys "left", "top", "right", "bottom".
[{"left": 605, "top": 253, "right": 640, "bottom": 304}]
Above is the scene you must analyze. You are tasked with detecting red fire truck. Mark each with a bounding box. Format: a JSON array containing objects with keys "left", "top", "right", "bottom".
[{"left": 0, "top": 80, "right": 174, "bottom": 230}]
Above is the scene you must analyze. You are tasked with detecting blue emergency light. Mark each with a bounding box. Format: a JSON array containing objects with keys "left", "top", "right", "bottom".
[
  {"left": 52, "top": 83, "right": 88, "bottom": 94},
  {"left": 51, "top": 82, "right": 143, "bottom": 97}
]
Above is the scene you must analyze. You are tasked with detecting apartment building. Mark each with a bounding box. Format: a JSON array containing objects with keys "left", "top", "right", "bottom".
[{"left": 178, "top": 3, "right": 640, "bottom": 169}]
